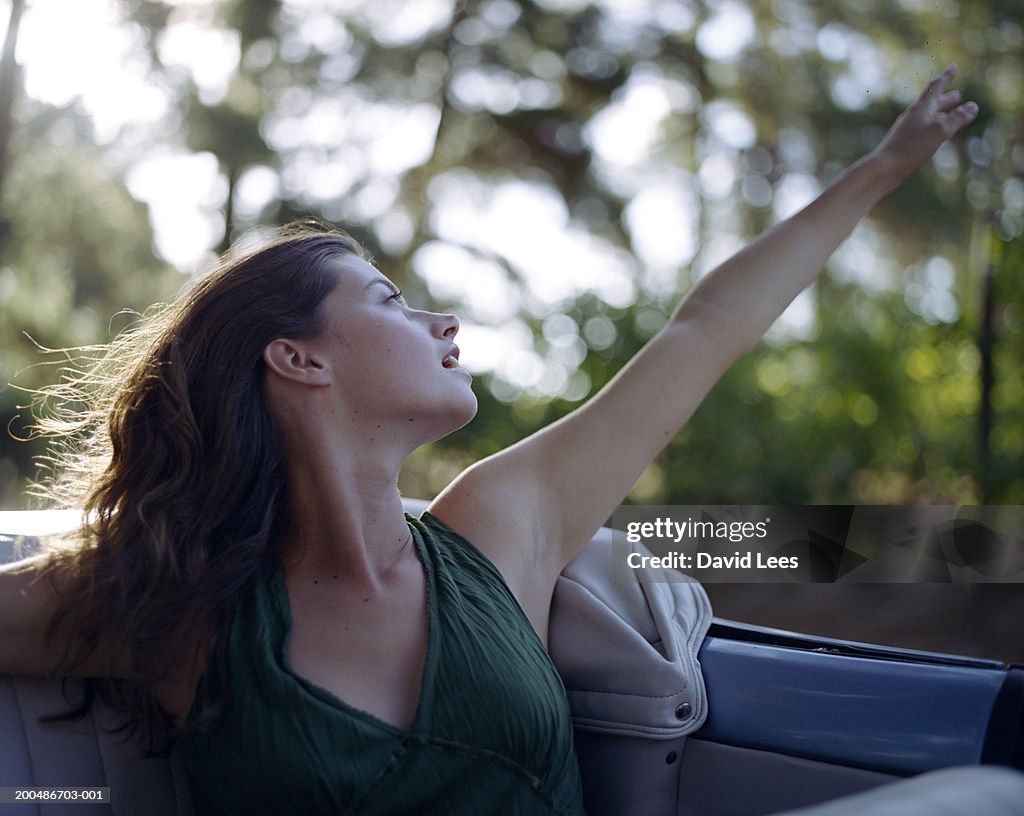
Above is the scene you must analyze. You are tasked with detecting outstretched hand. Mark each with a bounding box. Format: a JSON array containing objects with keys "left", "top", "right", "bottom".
[{"left": 872, "top": 65, "right": 979, "bottom": 189}]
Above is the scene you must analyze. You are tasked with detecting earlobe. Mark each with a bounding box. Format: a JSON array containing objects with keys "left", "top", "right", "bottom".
[{"left": 263, "top": 339, "right": 331, "bottom": 386}]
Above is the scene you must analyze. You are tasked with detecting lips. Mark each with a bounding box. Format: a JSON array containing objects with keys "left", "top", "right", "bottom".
[{"left": 442, "top": 345, "right": 461, "bottom": 369}]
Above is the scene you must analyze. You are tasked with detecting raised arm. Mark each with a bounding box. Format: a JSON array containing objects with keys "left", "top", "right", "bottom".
[
  {"left": 430, "top": 67, "right": 978, "bottom": 610},
  {"left": 671, "top": 66, "right": 978, "bottom": 363}
]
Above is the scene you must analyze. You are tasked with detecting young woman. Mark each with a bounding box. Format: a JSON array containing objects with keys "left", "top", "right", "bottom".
[{"left": 0, "top": 67, "right": 978, "bottom": 814}]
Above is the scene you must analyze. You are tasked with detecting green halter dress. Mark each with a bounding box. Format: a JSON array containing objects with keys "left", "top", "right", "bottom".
[{"left": 180, "top": 512, "right": 586, "bottom": 815}]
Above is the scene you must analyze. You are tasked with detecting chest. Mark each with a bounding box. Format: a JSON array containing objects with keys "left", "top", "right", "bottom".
[
  {"left": 285, "top": 561, "right": 429, "bottom": 730},
  {"left": 182, "top": 534, "right": 585, "bottom": 815}
]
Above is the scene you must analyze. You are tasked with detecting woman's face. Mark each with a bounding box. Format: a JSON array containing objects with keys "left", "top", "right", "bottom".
[{"left": 308, "top": 253, "right": 478, "bottom": 442}]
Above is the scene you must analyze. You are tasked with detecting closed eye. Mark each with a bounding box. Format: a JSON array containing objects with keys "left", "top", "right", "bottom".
[{"left": 365, "top": 277, "right": 406, "bottom": 304}]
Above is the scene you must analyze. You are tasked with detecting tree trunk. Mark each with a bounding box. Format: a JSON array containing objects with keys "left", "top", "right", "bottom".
[
  {"left": 0, "top": 0, "right": 26, "bottom": 250},
  {"left": 218, "top": 163, "right": 239, "bottom": 255},
  {"left": 977, "top": 225, "right": 996, "bottom": 502}
]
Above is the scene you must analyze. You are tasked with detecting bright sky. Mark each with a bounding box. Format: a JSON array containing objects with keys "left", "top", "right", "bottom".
[
  {"left": 17, "top": 0, "right": 169, "bottom": 138},
  {"left": 10, "top": 0, "right": 907, "bottom": 386}
]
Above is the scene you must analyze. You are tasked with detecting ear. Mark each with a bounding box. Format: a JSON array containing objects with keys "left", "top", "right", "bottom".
[{"left": 263, "top": 338, "right": 331, "bottom": 386}]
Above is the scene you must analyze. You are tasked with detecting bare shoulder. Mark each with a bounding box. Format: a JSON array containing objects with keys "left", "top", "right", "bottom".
[
  {"left": 426, "top": 453, "right": 547, "bottom": 580},
  {"left": 426, "top": 452, "right": 560, "bottom": 630}
]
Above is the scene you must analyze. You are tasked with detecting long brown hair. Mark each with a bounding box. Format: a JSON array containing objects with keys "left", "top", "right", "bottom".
[{"left": 27, "top": 223, "right": 364, "bottom": 749}]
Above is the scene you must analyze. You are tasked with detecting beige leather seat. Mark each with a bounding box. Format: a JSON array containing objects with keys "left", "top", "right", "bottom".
[
  {"left": 779, "top": 767, "right": 1024, "bottom": 816},
  {"left": 0, "top": 674, "right": 194, "bottom": 815},
  {"left": 3, "top": 673, "right": 1023, "bottom": 816}
]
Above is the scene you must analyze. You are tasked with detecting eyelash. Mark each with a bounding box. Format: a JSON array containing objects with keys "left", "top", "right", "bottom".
[{"left": 388, "top": 290, "right": 405, "bottom": 303}]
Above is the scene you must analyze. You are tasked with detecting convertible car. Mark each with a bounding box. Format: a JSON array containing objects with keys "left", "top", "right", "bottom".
[{"left": 1, "top": 504, "right": 1022, "bottom": 815}]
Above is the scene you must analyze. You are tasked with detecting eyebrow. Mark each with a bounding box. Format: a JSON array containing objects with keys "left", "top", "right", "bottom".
[{"left": 364, "top": 278, "right": 400, "bottom": 295}]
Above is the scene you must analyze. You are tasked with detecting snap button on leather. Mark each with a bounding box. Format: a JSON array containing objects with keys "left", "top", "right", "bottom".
[{"left": 675, "top": 702, "right": 692, "bottom": 720}]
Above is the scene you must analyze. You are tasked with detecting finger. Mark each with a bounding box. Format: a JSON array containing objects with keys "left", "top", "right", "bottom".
[
  {"left": 953, "top": 101, "right": 979, "bottom": 122},
  {"left": 942, "top": 101, "right": 980, "bottom": 135},
  {"left": 924, "top": 64, "right": 957, "bottom": 98},
  {"left": 935, "top": 89, "right": 962, "bottom": 112}
]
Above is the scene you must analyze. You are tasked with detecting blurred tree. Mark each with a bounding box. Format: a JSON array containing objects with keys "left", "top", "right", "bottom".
[
  {"left": 0, "top": 0, "right": 25, "bottom": 248},
  {"left": 2, "top": 0, "right": 1022, "bottom": 508},
  {"left": 0, "top": 97, "right": 178, "bottom": 507}
]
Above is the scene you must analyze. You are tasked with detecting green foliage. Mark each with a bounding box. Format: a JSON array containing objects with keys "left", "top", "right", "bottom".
[
  {"left": 0, "top": 99, "right": 178, "bottom": 506},
  {"left": 2, "top": 0, "right": 1022, "bottom": 507}
]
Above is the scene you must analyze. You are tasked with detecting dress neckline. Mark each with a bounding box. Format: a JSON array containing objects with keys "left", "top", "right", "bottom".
[{"left": 269, "top": 515, "right": 440, "bottom": 735}]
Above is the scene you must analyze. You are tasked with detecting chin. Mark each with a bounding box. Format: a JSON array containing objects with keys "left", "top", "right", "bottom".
[
  {"left": 429, "top": 394, "right": 479, "bottom": 443},
  {"left": 450, "top": 392, "right": 479, "bottom": 431}
]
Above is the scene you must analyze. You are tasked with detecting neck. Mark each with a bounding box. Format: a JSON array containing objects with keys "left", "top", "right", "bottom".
[{"left": 279, "top": 427, "right": 415, "bottom": 588}]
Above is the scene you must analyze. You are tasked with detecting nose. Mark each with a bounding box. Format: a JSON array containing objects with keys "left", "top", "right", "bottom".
[{"left": 434, "top": 311, "right": 459, "bottom": 339}]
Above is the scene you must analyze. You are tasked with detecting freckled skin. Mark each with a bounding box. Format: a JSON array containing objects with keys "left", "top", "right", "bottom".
[
  {"left": 236, "top": 252, "right": 482, "bottom": 729},
  {"left": 303, "top": 255, "right": 478, "bottom": 447}
]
